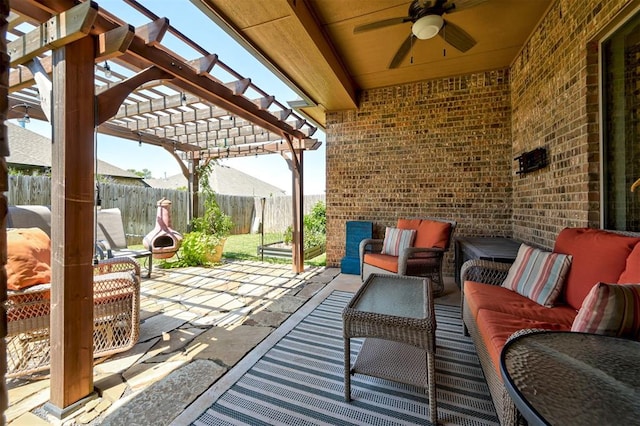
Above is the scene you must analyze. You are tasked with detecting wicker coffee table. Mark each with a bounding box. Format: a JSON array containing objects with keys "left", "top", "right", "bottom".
[{"left": 343, "top": 273, "right": 437, "bottom": 424}]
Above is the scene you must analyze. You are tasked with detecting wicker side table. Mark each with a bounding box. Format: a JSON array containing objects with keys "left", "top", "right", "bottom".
[{"left": 343, "top": 273, "right": 437, "bottom": 424}]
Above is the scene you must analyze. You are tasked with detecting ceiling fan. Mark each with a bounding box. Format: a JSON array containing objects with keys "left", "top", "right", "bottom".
[{"left": 353, "top": 0, "right": 487, "bottom": 69}]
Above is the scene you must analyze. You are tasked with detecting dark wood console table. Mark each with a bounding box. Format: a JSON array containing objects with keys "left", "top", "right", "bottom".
[{"left": 454, "top": 237, "right": 520, "bottom": 287}]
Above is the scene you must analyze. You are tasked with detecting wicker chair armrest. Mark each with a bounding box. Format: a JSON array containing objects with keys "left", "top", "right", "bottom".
[
  {"left": 359, "top": 238, "right": 383, "bottom": 259},
  {"left": 460, "top": 259, "right": 511, "bottom": 286},
  {"left": 397, "top": 247, "right": 444, "bottom": 275},
  {"left": 94, "top": 256, "right": 140, "bottom": 279}
]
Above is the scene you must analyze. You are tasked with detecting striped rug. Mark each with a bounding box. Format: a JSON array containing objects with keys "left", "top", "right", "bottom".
[{"left": 193, "top": 291, "right": 498, "bottom": 426}]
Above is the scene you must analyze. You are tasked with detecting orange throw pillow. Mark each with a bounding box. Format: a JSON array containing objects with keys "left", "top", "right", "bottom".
[{"left": 7, "top": 228, "right": 51, "bottom": 291}]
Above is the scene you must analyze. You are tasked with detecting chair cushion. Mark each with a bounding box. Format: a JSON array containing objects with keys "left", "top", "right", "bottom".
[
  {"left": 7, "top": 228, "right": 51, "bottom": 291},
  {"left": 553, "top": 228, "right": 640, "bottom": 310},
  {"left": 501, "top": 244, "right": 572, "bottom": 307},
  {"left": 381, "top": 227, "right": 416, "bottom": 256},
  {"left": 618, "top": 243, "right": 640, "bottom": 283},
  {"left": 571, "top": 283, "right": 640, "bottom": 339},
  {"left": 397, "top": 218, "right": 421, "bottom": 230},
  {"left": 414, "top": 220, "right": 451, "bottom": 249},
  {"left": 363, "top": 253, "right": 399, "bottom": 273}
]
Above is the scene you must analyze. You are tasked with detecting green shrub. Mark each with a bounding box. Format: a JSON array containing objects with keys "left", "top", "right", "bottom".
[{"left": 283, "top": 201, "right": 326, "bottom": 250}]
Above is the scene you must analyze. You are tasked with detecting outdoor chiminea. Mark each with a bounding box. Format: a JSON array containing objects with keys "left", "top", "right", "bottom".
[{"left": 143, "top": 197, "right": 183, "bottom": 259}]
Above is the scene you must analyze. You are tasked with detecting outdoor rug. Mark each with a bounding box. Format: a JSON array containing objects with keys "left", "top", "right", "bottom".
[{"left": 192, "top": 291, "right": 498, "bottom": 426}]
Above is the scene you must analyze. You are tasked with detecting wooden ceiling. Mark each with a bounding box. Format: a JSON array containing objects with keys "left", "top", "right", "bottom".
[{"left": 192, "top": 0, "right": 553, "bottom": 127}]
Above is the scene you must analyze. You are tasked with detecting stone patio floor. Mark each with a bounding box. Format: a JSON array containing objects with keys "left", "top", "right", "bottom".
[{"left": 7, "top": 260, "right": 344, "bottom": 425}]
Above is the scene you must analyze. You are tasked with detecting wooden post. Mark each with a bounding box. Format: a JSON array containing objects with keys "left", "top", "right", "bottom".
[
  {"left": 291, "top": 149, "right": 304, "bottom": 273},
  {"left": 47, "top": 35, "right": 96, "bottom": 413},
  {"left": 0, "top": 0, "right": 10, "bottom": 422},
  {"left": 189, "top": 157, "right": 200, "bottom": 225}
]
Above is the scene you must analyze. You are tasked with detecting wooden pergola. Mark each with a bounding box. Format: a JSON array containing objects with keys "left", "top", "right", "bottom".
[{"left": 3, "top": 0, "right": 320, "bottom": 416}]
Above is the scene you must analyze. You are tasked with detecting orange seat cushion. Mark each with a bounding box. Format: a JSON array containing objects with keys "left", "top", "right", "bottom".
[
  {"left": 363, "top": 253, "right": 398, "bottom": 273},
  {"left": 464, "top": 281, "right": 577, "bottom": 325},
  {"left": 415, "top": 220, "right": 451, "bottom": 249},
  {"left": 7, "top": 228, "right": 51, "bottom": 291},
  {"left": 476, "top": 309, "right": 573, "bottom": 376},
  {"left": 553, "top": 228, "right": 640, "bottom": 310},
  {"left": 618, "top": 243, "right": 640, "bottom": 283}
]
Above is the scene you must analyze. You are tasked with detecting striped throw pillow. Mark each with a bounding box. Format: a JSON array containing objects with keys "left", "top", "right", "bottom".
[
  {"left": 571, "top": 283, "right": 640, "bottom": 339},
  {"left": 501, "top": 244, "right": 572, "bottom": 307},
  {"left": 381, "top": 227, "right": 416, "bottom": 256}
]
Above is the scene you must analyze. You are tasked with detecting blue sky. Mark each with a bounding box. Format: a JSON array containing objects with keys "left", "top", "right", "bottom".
[{"left": 16, "top": 0, "right": 326, "bottom": 195}]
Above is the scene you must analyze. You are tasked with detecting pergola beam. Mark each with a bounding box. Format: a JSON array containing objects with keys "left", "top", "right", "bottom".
[
  {"left": 7, "top": 1, "right": 98, "bottom": 67},
  {"left": 96, "top": 66, "right": 171, "bottom": 125}
]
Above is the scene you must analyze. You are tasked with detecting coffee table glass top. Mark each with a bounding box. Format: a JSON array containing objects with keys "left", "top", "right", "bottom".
[
  {"left": 350, "top": 274, "right": 428, "bottom": 318},
  {"left": 501, "top": 331, "right": 640, "bottom": 425}
]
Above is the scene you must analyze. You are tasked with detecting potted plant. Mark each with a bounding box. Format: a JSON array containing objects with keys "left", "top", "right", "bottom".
[{"left": 191, "top": 191, "right": 233, "bottom": 263}]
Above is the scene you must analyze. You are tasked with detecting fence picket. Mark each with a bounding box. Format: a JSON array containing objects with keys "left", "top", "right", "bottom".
[{"left": 8, "top": 175, "right": 324, "bottom": 243}]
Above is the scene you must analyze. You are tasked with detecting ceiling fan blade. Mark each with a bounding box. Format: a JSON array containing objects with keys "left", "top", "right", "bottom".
[
  {"left": 439, "top": 20, "right": 476, "bottom": 52},
  {"left": 354, "top": 17, "right": 408, "bottom": 34},
  {"left": 445, "top": 0, "right": 488, "bottom": 13},
  {"left": 389, "top": 34, "right": 414, "bottom": 69}
]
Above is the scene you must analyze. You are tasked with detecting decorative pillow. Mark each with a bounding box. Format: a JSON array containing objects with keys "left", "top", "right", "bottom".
[
  {"left": 571, "top": 283, "right": 640, "bottom": 339},
  {"left": 7, "top": 227, "right": 52, "bottom": 291},
  {"left": 502, "top": 244, "right": 572, "bottom": 307},
  {"left": 381, "top": 227, "right": 416, "bottom": 256},
  {"left": 618, "top": 243, "right": 640, "bottom": 283}
]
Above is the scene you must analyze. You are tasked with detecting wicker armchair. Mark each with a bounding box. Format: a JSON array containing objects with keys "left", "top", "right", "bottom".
[
  {"left": 359, "top": 218, "right": 456, "bottom": 296},
  {"left": 5, "top": 257, "right": 140, "bottom": 378}
]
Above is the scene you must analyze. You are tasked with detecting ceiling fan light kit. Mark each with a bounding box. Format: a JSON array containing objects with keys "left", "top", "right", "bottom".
[
  {"left": 412, "top": 15, "right": 443, "bottom": 39},
  {"left": 353, "top": 0, "right": 485, "bottom": 68}
]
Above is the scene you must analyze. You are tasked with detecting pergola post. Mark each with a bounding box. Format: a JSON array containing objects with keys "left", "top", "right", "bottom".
[
  {"left": 189, "top": 157, "right": 201, "bottom": 224},
  {"left": 46, "top": 35, "right": 97, "bottom": 414},
  {"left": 0, "top": 0, "right": 9, "bottom": 419},
  {"left": 291, "top": 149, "right": 304, "bottom": 273}
]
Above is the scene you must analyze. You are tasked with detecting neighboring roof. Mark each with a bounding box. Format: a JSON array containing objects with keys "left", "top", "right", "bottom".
[
  {"left": 144, "top": 174, "right": 188, "bottom": 190},
  {"left": 7, "top": 122, "right": 140, "bottom": 179},
  {"left": 144, "top": 164, "right": 286, "bottom": 197}
]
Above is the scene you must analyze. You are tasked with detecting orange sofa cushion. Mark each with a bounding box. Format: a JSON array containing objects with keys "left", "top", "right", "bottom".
[
  {"left": 7, "top": 228, "right": 51, "bottom": 291},
  {"left": 464, "top": 281, "right": 577, "bottom": 325},
  {"left": 363, "top": 253, "right": 398, "bottom": 273},
  {"left": 618, "top": 243, "right": 640, "bottom": 283},
  {"left": 553, "top": 228, "right": 640, "bottom": 310},
  {"left": 476, "top": 309, "right": 573, "bottom": 376}
]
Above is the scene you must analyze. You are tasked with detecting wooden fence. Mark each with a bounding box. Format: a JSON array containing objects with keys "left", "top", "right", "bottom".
[{"left": 7, "top": 175, "right": 325, "bottom": 242}]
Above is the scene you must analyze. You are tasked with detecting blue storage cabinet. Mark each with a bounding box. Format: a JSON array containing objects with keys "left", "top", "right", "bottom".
[{"left": 340, "top": 221, "right": 373, "bottom": 275}]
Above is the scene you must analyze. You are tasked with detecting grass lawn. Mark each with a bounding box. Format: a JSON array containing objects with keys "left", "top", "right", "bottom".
[
  {"left": 223, "top": 233, "right": 326, "bottom": 267},
  {"left": 143, "top": 233, "right": 326, "bottom": 268}
]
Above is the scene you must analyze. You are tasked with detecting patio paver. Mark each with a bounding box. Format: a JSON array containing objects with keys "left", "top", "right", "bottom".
[{"left": 6, "top": 260, "right": 339, "bottom": 425}]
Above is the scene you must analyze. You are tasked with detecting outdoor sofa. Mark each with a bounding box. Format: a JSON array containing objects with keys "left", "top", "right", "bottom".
[{"left": 461, "top": 227, "right": 640, "bottom": 425}]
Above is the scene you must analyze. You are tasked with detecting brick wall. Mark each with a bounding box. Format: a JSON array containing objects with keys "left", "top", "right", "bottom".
[
  {"left": 510, "top": 0, "right": 632, "bottom": 248},
  {"left": 325, "top": 0, "right": 637, "bottom": 275},
  {"left": 325, "top": 71, "right": 512, "bottom": 273}
]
